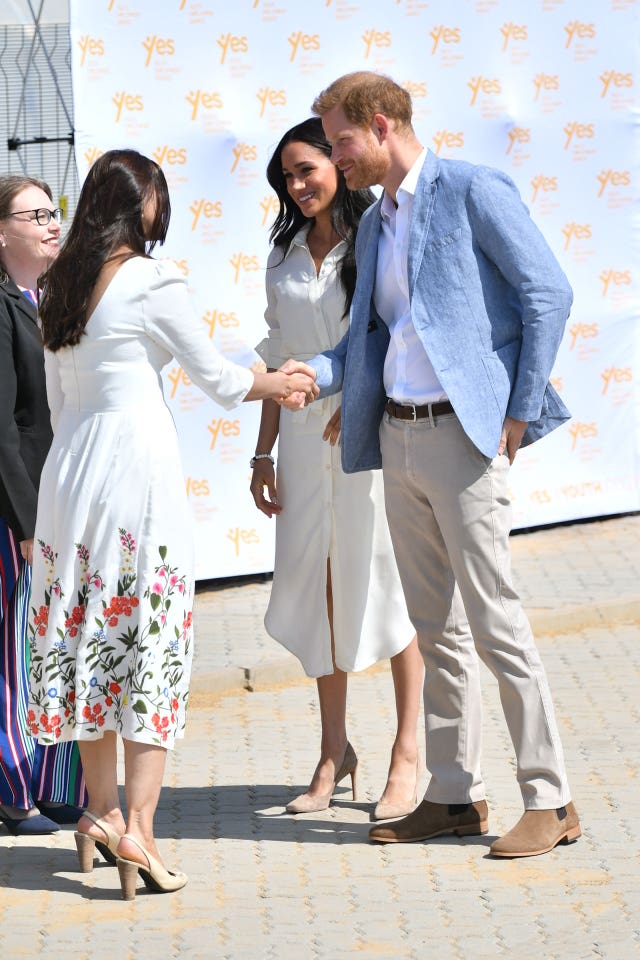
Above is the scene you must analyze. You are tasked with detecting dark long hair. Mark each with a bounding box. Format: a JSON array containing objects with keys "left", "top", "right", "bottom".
[
  {"left": 266, "top": 117, "right": 375, "bottom": 314},
  {"left": 40, "top": 149, "right": 170, "bottom": 351}
]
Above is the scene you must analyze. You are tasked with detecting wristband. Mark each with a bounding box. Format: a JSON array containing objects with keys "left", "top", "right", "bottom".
[{"left": 249, "top": 453, "right": 275, "bottom": 468}]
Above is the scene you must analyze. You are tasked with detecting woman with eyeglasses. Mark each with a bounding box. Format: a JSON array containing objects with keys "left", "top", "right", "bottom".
[{"left": 0, "top": 175, "right": 87, "bottom": 836}]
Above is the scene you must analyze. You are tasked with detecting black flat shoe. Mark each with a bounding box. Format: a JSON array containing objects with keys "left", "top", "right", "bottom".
[{"left": 36, "top": 802, "right": 86, "bottom": 824}]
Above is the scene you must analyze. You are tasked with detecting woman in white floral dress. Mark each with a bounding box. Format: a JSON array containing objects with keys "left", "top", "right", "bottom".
[{"left": 28, "top": 149, "right": 316, "bottom": 898}]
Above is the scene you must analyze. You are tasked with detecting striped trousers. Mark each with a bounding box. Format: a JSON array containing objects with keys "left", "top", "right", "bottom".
[{"left": 0, "top": 518, "right": 87, "bottom": 810}]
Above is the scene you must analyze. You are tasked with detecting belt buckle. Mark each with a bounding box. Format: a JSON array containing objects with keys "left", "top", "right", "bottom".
[{"left": 407, "top": 403, "right": 417, "bottom": 422}]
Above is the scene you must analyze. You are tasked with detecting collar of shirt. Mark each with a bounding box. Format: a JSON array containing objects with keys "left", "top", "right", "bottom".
[
  {"left": 281, "top": 223, "right": 347, "bottom": 266},
  {"left": 380, "top": 147, "right": 427, "bottom": 225}
]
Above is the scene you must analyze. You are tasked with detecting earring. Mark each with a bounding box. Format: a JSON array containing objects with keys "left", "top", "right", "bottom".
[{"left": 1, "top": 241, "right": 6, "bottom": 247}]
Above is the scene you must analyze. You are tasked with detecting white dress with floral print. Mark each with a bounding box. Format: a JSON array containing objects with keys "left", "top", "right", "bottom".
[{"left": 28, "top": 257, "right": 253, "bottom": 748}]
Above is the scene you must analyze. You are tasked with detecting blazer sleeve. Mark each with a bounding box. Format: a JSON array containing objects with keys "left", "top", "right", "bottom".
[
  {"left": 308, "top": 327, "right": 349, "bottom": 398},
  {"left": 0, "top": 300, "right": 39, "bottom": 540},
  {"left": 467, "top": 166, "right": 573, "bottom": 422}
]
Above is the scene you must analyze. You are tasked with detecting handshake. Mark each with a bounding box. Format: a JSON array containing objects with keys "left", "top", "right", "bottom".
[{"left": 275, "top": 359, "right": 319, "bottom": 410}]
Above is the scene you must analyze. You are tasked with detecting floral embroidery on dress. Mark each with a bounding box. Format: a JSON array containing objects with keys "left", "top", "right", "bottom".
[{"left": 29, "top": 530, "right": 193, "bottom": 746}]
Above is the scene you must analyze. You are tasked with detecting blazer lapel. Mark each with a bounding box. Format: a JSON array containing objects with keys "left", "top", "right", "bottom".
[
  {"left": 5, "top": 278, "right": 38, "bottom": 326},
  {"left": 353, "top": 198, "right": 382, "bottom": 326},
  {"left": 408, "top": 150, "right": 440, "bottom": 297}
]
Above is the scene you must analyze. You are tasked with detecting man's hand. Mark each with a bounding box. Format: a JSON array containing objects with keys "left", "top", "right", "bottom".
[
  {"left": 322, "top": 406, "right": 341, "bottom": 446},
  {"left": 277, "top": 359, "right": 319, "bottom": 411},
  {"left": 279, "top": 359, "right": 317, "bottom": 380},
  {"left": 249, "top": 459, "right": 281, "bottom": 517},
  {"left": 498, "top": 416, "right": 527, "bottom": 464}
]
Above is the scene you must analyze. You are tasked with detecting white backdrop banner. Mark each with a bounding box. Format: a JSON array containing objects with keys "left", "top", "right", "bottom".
[{"left": 68, "top": 0, "right": 639, "bottom": 579}]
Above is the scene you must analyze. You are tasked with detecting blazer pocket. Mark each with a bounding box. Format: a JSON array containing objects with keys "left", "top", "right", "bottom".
[{"left": 425, "top": 226, "right": 462, "bottom": 251}]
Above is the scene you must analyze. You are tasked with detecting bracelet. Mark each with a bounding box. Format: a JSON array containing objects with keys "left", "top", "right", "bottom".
[{"left": 249, "top": 453, "right": 275, "bottom": 468}]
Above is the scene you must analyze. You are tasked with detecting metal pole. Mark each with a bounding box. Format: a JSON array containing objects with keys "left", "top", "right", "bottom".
[{"left": 26, "top": 0, "right": 74, "bottom": 129}]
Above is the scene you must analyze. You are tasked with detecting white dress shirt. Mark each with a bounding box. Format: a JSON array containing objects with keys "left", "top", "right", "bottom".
[{"left": 374, "top": 149, "right": 448, "bottom": 404}]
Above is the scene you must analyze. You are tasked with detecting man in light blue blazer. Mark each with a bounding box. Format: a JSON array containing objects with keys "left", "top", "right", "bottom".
[{"left": 286, "top": 72, "right": 580, "bottom": 858}]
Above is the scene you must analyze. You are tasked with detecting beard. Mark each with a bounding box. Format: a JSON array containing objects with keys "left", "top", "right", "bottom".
[{"left": 343, "top": 147, "right": 389, "bottom": 191}]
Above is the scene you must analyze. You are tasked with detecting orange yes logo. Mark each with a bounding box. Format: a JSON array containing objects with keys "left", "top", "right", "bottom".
[
  {"left": 190, "top": 199, "right": 222, "bottom": 231},
  {"left": 568, "top": 321, "right": 598, "bottom": 349},
  {"left": 288, "top": 31, "right": 320, "bottom": 61},
  {"left": 167, "top": 367, "right": 191, "bottom": 399},
  {"left": 229, "top": 253, "right": 260, "bottom": 283},
  {"left": 217, "top": 33, "right": 248, "bottom": 63},
  {"left": 506, "top": 127, "right": 530, "bottom": 154},
  {"left": 152, "top": 146, "right": 187, "bottom": 166},
  {"left": 500, "top": 22, "right": 527, "bottom": 50},
  {"left": 202, "top": 310, "right": 240, "bottom": 338},
  {"left": 259, "top": 196, "right": 279, "bottom": 226},
  {"left": 167, "top": 258, "right": 189, "bottom": 277},
  {"left": 530, "top": 174, "right": 557, "bottom": 204},
  {"left": 77, "top": 35, "right": 104, "bottom": 66},
  {"left": 533, "top": 73, "right": 559, "bottom": 99},
  {"left": 600, "top": 269, "right": 632, "bottom": 296},
  {"left": 227, "top": 527, "right": 260, "bottom": 556},
  {"left": 84, "top": 146, "right": 104, "bottom": 167},
  {"left": 112, "top": 91, "right": 143, "bottom": 122},
  {"left": 564, "top": 20, "right": 595, "bottom": 47},
  {"left": 432, "top": 130, "right": 464, "bottom": 154},
  {"left": 600, "top": 70, "right": 633, "bottom": 98},
  {"left": 256, "top": 87, "right": 286, "bottom": 117},
  {"left": 185, "top": 478, "right": 210, "bottom": 497},
  {"left": 562, "top": 222, "right": 592, "bottom": 250},
  {"left": 429, "top": 25, "right": 461, "bottom": 54},
  {"left": 468, "top": 76, "right": 501, "bottom": 105},
  {"left": 601, "top": 366, "right": 632, "bottom": 394},
  {"left": 403, "top": 81, "right": 428, "bottom": 99},
  {"left": 596, "top": 169, "right": 631, "bottom": 197},
  {"left": 568, "top": 421, "right": 598, "bottom": 450},
  {"left": 563, "top": 121, "right": 595, "bottom": 149},
  {"left": 142, "top": 35, "right": 175, "bottom": 67},
  {"left": 362, "top": 29, "right": 392, "bottom": 58},
  {"left": 208, "top": 418, "right": 241, "bottom": 450},
  {"left": 186, "top": 90, "right": 223, "bottom": 121},
  {"left": 231, "top": 143, "right": 257, "bottom": 173}
]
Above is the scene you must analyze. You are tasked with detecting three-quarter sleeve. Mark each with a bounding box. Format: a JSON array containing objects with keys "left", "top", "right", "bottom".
[{"left": 142, "top": 261, "right": 254, "bottom": 410}]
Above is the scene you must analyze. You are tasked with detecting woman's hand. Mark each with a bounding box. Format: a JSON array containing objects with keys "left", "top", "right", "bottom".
[
  {"left": 249, "top": 459, "right": 281, "bottom": 517},
  {"left": 277, "top": 360, "right": 319, "bottom": 410},
  {"left": 19, "top": 539, "right": 34, "bottom": 565},
  {"left": 323, "top": 406, "right": 341, "bottom": 446}
]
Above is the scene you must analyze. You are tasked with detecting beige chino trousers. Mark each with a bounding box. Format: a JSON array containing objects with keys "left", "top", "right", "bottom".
[{"left": 380, "top": 411, "right": 572, "bottom": 809}]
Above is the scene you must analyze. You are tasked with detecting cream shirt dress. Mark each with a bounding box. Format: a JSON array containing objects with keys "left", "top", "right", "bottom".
[{"left": 256, "top": 227, "right": 413, "bottom": 677}]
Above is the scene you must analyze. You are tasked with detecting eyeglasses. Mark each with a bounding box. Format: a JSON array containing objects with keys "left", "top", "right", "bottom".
[{"left": 8, "top": 207, "right": 64, "bottom": 225}]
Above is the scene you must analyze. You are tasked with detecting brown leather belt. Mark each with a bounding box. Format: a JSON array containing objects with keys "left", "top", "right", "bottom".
[{"left": 384, "top": 398, "right": 454, "bottom": 421}]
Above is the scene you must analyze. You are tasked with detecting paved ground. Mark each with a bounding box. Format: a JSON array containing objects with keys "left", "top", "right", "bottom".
[{"left": 1, "top": 514, "right": 639, "bottom": 959}]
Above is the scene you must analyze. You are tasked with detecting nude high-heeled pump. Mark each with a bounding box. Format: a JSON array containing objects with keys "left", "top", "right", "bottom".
[
  {"left": 286, "top": 742, "right": 358, "bottom": 814},
  {"left": 371, "top": 758, "right": 422, "bottom": 822},
  {"left": 74, "top": 811, "right": 122, "bottom": 871},
  {"left": 116, "top": 834, "right": 188, "bottom": 901}
]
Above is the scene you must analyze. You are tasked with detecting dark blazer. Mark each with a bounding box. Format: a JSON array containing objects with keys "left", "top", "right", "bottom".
[{"left": 0, "top": 278, "right": 53, "bottom": 541}]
